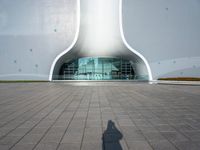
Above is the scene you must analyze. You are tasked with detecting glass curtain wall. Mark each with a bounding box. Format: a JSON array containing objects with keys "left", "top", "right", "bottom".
[{"left": 59, "top": 57, "right": 135, "bottom": 80}]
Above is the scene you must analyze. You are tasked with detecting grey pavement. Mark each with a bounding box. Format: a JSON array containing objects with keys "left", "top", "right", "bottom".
[{"left": 0, "top": 82, "right": 200, "bottom": 150}]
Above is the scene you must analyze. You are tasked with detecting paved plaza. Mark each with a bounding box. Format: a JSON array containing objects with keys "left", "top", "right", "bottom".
[{"left": 0, "top": 82, "right": 200, "bottom": 150}]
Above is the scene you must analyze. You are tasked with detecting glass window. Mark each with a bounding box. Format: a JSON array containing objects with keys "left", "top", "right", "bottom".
[{"left": 59, "top": 57, "right": 136, "bottom": 80}]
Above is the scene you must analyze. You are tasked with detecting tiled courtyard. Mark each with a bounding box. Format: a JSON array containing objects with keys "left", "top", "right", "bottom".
[{"left": 0, "top": 82, "right": 200, "bottom": 150}]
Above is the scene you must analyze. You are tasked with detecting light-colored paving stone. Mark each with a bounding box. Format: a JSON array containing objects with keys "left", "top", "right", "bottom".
[{"left": 0, "top": 82, "right": 200, "bottom": 150}]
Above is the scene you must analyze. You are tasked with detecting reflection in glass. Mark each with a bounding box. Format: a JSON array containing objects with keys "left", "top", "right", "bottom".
[{"left": 57, "top": 57, "right": 147, "bottom": 80}]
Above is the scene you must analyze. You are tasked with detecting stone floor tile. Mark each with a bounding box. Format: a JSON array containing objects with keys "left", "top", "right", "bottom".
[
  {"left": 57, "top": 143, "right": 80, "bottom": 150},
  {"left": 61, "top": 133, "right": 83, "bottom": 143},
  {"left": 10, "top": 144, "right": 35, "bottom": 150},
  {"left": 173, "top": 141, "right": 200, "bottom": 150},
  {"left": 0, "top": 136, "right": 20, "bottom": 145},
  {"left": 81, "top": 142, "right": 102, "bottom": 150},
  {"left": 161, "top": 131, "right": 189, "bottom": 143},
  {"left": 34, "top": 143, "right": 58, "bottom": 150},
  {"left": 126, "top": 141, "right": 153, "bottom": 150},
  {"left": 0, "top": 82, "right": 200, "bottom": 150},
  {"left": 143, "top": 131, "right": 167, "bottom": 141},
  {"left": 0, "top": 145, "right": 10, "bottom": 150},
  {"left": 149, "top": 140, "right": 177, "bottom": 150}
]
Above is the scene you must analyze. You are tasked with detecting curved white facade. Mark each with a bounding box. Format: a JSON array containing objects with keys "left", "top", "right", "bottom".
[
  {"left": 0, "top": 0, "right": 200, "bottom": 80},
  {"left": 50, "top": 0, "right": 152, "bottom": 81}
]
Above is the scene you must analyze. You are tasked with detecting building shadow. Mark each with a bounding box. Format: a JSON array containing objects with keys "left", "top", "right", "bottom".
[{"left": 102, "top": 120, "right": 123, "bottom": 150}]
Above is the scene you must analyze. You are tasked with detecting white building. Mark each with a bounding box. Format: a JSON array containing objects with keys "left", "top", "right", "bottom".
[{"left": 0, "top": 0, "right": 200, "bottom": 81}]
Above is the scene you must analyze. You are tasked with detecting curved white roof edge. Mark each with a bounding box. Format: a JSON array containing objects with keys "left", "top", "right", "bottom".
[
  {"left": 49, "top": 0, "right": 153, "bottom": 81},
  {"left": 119, "top": 0, "right": 153, "bottom": 81},
  {"left": 48, "top": 0, "right": 80, "bottom": 81}
]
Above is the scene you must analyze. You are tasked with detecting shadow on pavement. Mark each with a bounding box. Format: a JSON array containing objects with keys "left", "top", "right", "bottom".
[{"left": 102, "top": 120, "right": 123, "bottom": 150}]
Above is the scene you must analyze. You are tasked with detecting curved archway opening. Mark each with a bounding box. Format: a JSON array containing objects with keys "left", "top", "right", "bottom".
[
  {"left": 51, "top": 53, "right": 150, "bottom": 81},
  {"left": 53, "top": 56, "right": 149, "bottom": 80},
  {"left": 49, "top": 0, "right": 153, "bottom": 81}
]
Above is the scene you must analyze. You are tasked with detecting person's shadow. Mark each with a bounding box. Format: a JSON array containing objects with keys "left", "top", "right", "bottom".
[{"left": 102, "top": 120, "right": 123, "bottom": 150}]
